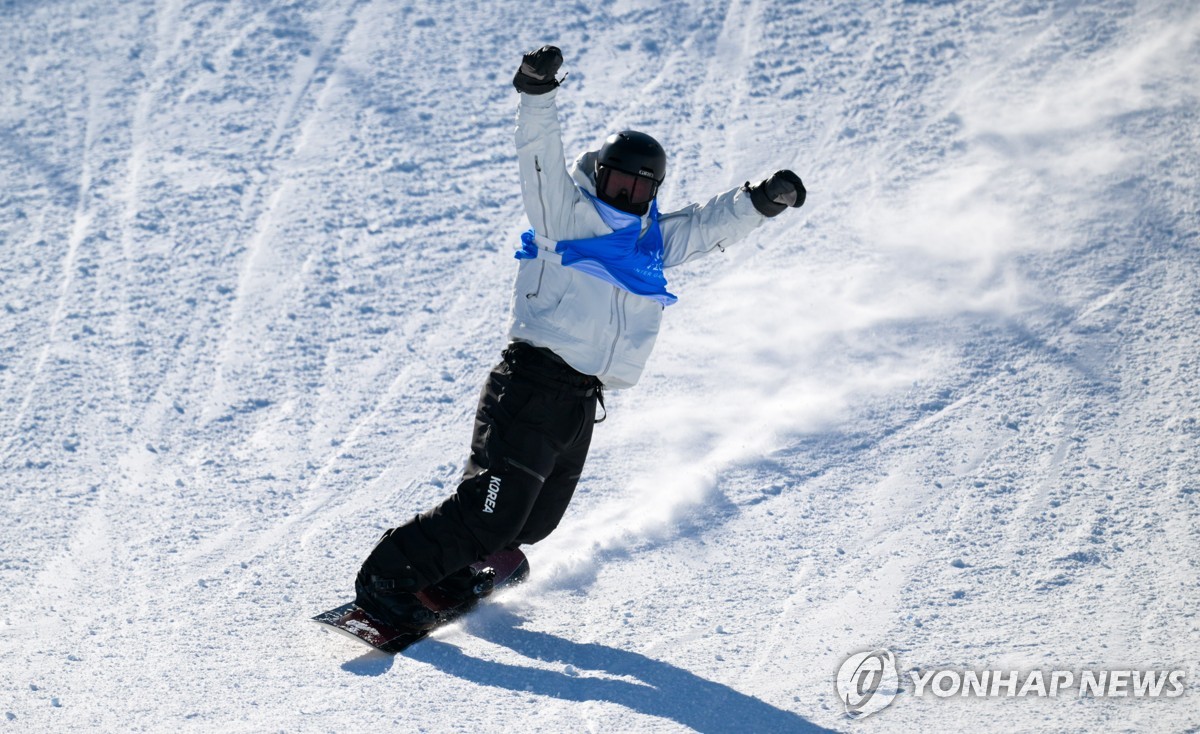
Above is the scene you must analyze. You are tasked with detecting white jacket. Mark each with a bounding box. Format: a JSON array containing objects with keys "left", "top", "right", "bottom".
[{"left": 509, "top": 89, "right": 768, "bottom": 388}]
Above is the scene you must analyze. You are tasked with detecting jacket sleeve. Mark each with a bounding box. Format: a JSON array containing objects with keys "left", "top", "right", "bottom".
[
  {"left": 514, "top": 89, "right": 580, "bottom": 241},
  {"left": 658, "top": 184, "right": 768, "bottom": 268}
]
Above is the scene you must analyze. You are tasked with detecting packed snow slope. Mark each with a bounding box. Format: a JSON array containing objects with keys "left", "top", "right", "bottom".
[{"left": 2, "top": 0, "right": 1198, "bottom": 731}]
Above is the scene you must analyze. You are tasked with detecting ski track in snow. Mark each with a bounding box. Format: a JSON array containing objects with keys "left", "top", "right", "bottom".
[{"left": 2, "top": 1, "right": 1198, "bottom": 731}]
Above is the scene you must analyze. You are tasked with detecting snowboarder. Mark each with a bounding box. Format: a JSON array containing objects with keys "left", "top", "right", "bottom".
[{"left": 354, "top": 45, "right": 806, "bottom": 630}]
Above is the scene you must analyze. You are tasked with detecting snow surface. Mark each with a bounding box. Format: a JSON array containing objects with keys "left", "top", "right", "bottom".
[{"left": 2, "top": 0, "right": 1198, "bottom": 731}]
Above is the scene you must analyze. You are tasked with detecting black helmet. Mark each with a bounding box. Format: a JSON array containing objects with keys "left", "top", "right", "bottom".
[
  {"left": 597, "top": 130, "right": 667, "bottom": 183},
  {"left": 595, "top": 130, "right": 667, "bottom": 215}
]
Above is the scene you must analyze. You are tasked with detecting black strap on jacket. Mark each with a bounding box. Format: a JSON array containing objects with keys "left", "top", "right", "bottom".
[
  {"left": 500, "top": 342, "right": 607, "bottom": 423},
  {"left": 501, "top": 342, "right": 601, "bottom": 395},
  {"left": 501, "top": 342, "right": 606, "bottom": 423}
]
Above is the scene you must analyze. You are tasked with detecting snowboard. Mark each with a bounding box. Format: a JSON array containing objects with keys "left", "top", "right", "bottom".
[{"left": 312, "top": 548, "right": 529, "bottom": 654}]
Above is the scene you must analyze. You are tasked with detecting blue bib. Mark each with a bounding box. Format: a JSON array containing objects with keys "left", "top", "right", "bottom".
[{"left": 515, "top": 193, "right": 677, "bottom": 307}]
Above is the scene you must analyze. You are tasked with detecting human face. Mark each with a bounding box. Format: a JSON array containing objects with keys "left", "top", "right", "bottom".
[{"left": 596, "top": 164, "right": 659, "bottom": 214}]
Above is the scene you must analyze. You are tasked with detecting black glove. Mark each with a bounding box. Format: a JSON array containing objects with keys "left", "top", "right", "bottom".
[
  {"left": 747, "top": 170, "right": 806, "bottom": 217},
  {"left": 513, "top": 45, "right": 564, "bottom": 95}
]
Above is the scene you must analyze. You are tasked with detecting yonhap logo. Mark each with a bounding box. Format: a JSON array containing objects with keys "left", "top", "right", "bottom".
[
  {"left": 835, "top": 646, "right": 1186, "bottom": 722},
  {"left": 837, "top": 649, "right": 900, "bottom": 719}
]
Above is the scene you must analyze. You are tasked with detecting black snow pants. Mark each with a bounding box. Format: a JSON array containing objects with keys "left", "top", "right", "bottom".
[{"left": 364, "top": 342, "right": 601, "bottom": 590}]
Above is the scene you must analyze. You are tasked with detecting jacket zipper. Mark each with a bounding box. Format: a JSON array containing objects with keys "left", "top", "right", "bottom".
[
  {"left": 527, "top": 156, "right": 549, "bottom": 301},
  {"left": 534, "top": 155, "right": 549, "bottom": 235},
  {"left": 527, "top": 261, "right": 546, "bottom": 299},
  {"left": 601, "top": 290, "right": 625, "bottom": 376}
]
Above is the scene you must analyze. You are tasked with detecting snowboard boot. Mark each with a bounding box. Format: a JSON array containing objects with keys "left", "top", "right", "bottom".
[
  {"left": 354, "top": 567, "right": 437, "bottom": 631},
  {"left": 430, "top": 565, "right": 497, "bottom": 605}
]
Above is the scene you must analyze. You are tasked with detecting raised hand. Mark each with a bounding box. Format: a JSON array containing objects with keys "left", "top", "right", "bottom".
[
  {"left": 747, "top": 170, "right": 807, "bottom": 217},
  {"left": 513, "top": 45, "right": 564, "bottom": 95}
]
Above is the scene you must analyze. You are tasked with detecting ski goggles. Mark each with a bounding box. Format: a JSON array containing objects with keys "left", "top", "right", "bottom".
[{"left": 596, "top": 165, "right": 660, "bottom": 206}]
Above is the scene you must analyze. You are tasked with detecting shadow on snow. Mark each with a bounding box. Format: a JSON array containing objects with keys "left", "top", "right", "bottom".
[{"left": 391, "top": 607, "right": 837, "bottom": 734}]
